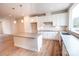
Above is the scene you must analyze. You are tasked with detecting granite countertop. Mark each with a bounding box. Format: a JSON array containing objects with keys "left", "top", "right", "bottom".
[
  {"left": 38, "top": 30, "right": 58, "bottom": 32},
  {"left": 73, "top": 30, "right": 79, "bottom": 34},
  {"left": 12, "top": 33, "right": 41, "bottom": 39},
  {"left": 61, "top": 33, "right": 79, "bottom": 56},
  {"left": 70, "top": 30, "right": 79, "bottom": 34}
]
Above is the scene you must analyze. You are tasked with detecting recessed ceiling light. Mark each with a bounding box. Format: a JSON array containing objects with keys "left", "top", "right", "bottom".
[
  {"left": 12, "top": 8, "right": 15, "bottom": 10},
  {"left": 19, "top": 4, "right": 23, "bottom": 7}
]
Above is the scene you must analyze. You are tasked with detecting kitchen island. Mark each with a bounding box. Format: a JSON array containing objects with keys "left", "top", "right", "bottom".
[{"left": 12, "top": 33, "right": 43, "bottom": 52}]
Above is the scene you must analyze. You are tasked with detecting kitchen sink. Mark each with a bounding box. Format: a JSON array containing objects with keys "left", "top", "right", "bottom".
[{"left": 62, "top": 32, "right": 71, "bottom": 35}]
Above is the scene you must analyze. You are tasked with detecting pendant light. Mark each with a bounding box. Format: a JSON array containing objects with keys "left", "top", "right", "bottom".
[
  {"left": 19, "top": 4, "right": 24, "bottom": 23},
  {"left": 12, "top": 7, "right": 17, "bottom": 24}
]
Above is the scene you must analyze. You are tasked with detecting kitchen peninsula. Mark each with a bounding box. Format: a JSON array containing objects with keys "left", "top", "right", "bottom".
[{"left": 12, "top": 33, "right": 43, "bottom": 52}]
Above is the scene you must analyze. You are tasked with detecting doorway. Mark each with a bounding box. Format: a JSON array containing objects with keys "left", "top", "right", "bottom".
[{"left": 31, "top": 22, "right": 37, "bottom": 33}]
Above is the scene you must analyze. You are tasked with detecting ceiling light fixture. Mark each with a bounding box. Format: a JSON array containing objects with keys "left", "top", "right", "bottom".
[
  {"left": 19, "top": 4, "right": 23, "bottom": 7},
  {"left": 31, "top": 19, "right": 34, "bottom": 22},
  {"left": 12, "top": 8, "right": 15, "bottom": 10},
  {"left": 21, "top": 19, "right": 24, "bottom": 23},
  {"left": 12, "top": 7, "right": 16, "bottom": 24},
  {"left": 13, "top": 20, "right": 16, "bottom": 24}
]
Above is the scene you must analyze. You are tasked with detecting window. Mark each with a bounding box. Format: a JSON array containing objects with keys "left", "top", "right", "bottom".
[
  {"left": 72, "top": 4, "right": 79, "bottom": 29},
  {"left": 73, "top": 17, "right": 79, "bottom": 27}
]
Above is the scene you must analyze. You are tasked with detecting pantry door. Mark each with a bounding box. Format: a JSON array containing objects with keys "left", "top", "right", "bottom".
[{"left": 31, "top": 22, "right": 37, "bottom": 33}]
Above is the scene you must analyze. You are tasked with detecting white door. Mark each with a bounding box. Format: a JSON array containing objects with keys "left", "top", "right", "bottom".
[{"left": 31, "top": 22, "right": 37, "bottom": 33}]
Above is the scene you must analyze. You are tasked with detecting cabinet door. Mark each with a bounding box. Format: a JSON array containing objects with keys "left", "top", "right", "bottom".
[{"left": 62, "top": 42, "right": 69, "bottom": 56}]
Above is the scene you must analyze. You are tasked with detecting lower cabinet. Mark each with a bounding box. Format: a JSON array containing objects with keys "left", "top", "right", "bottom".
[
  {"left": 38, "top": 31, "right": 58, "bottom": 39},
  {"left": 62, "top": 42, "right": 69, "bottom": 56}
]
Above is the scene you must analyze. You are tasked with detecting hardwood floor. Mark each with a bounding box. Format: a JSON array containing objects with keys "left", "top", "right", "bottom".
[{"left": 0, "top": 36, "right": 62, "bottom": 56}]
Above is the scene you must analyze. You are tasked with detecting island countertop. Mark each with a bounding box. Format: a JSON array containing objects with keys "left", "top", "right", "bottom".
[{"left": 11, "top": 33, "right": 41, "bottom": 39}]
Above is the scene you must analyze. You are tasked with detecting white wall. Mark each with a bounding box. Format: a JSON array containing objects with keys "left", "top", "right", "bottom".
[
  {"left": 2, "top": 19, "right": 12, "bottom": 34},
  {"left": 0, "top": 17, "right": 30, "bottom": 34},
  {"left": 17, "top": 19, "right": 25, "bottom": 33},
  {"left": 24, "top": 16, "right": 32, "bottom": 33},
  {"left": 10, "top": 18, "right": 25, "bottom": 34},
  {"left": 10, "top": 19, "right": 18, "bottom": 34},
  {"left": 0, "top": 18, "right": 22, "bottom": 34}
]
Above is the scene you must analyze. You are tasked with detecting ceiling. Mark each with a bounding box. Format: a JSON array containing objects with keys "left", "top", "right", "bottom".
[{"left": 0, "top": 3, "right": 72, "bottom": 18}]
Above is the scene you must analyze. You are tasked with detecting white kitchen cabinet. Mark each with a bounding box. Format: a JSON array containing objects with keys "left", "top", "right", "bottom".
[
  {"left": 35, "top": 12, "right": 68, "bottom": 30},
  {"left": 38, "top": 31, "right": 58, "bottom": 39},
  {"left": 62, "top": 42, "right": 69, "bottom": 56},
  {"left": 53, "top": 13, "right": 68, "bottom": 26},
  {"left": 13, "top": 33, "right": 43, "bottom": 52}
]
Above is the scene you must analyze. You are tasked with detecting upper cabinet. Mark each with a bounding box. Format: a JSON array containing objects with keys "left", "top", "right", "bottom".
[
  {"left": 30, "top": 12, "right": 68, "bottom": 26},
  {"left": 53, "top": 13, "right": 68, "bottom": 26}
]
